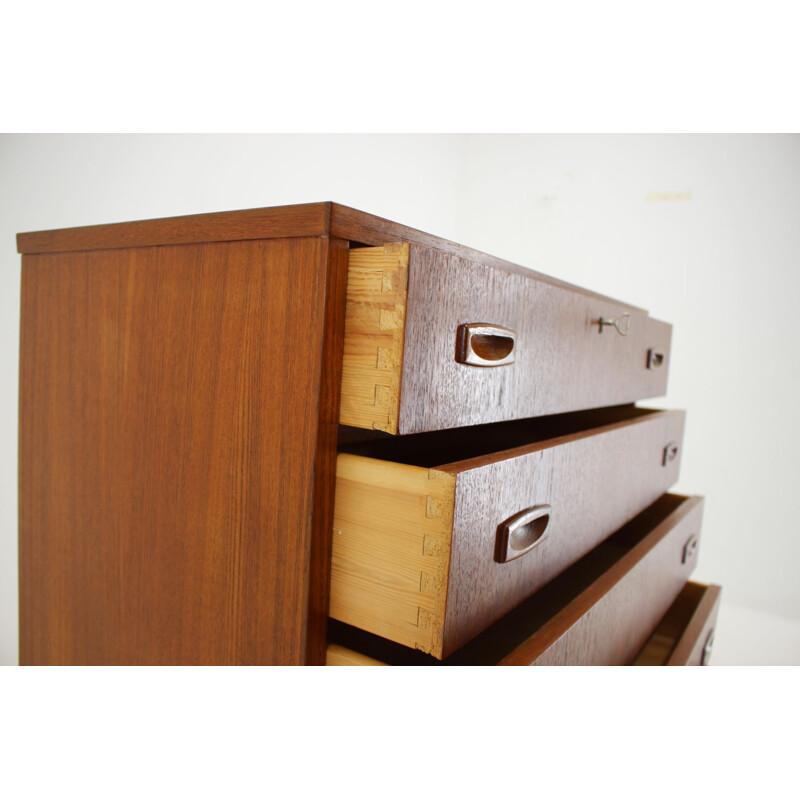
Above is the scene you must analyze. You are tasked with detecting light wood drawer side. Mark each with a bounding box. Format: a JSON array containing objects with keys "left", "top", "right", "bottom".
[
  {"left": 329, "top": 454, "right": 456, "bottom": 657},
  {"left": 330, "top": 408, "right": 686, "bottom": 659},
  {"left": 634, "top": 582, "right": 722, "bottom": 666},
  {"left": 339, "top": 244, "right": 409, "bottom": 433},
  {"left": 326, "top": 643, "right": 386, "bottom": 666}
]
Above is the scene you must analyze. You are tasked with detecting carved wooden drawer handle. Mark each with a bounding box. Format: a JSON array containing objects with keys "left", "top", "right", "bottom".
[
  {"left": 456, "top": 323, "right": 516, "bottom": 367},
  {"left": 495, "top": 504, "right": 552, "bottom": 563}
]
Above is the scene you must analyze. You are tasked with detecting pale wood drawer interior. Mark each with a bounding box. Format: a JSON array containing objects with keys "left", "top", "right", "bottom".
[
  {"left": 633, "top": 581, "right": 722, "bottom": 666},
  {"left": 330, "top": 406, "right": 686, "bottom": 659},
  {"left": 327, "top": 494, "right": 704, "bottom": 665},
  {"left": 339, "top": 243, "right": 672, "bottom": 435}
]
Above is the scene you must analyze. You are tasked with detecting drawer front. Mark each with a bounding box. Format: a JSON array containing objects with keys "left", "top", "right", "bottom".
[
  {"left": 443, "top": 410, "right": 685, "bottom": 655},
  {"left": 339, "top": 244, "right": 672, "bottom": 435},
  {"left": 330, "top": 408, "right": 685, "bottom": 659},
  {"left": 401, "top": 246, "right": 671, "bottom": 434},
  {"left": 634, "top": 582, "right": 722, "bottom": 666},
  {"left": 326, "top": 495, "right": 704, "bottom": 666},
  {"left": 500, "top": 496, "right": 704, "bottom": 665}
]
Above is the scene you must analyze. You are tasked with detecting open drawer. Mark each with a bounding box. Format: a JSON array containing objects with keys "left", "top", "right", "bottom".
[
  {"left": 634, "top": 582, "right": 722, "bottom": 666},
  {"left": 339, "top": 243, "right": 672, "bottom": 435},
  {"left": 330, "top": 406, "right": 686, "bottom": 659},
  {"left": 327, "top": 494, "right": 705, "bottom": 665}
]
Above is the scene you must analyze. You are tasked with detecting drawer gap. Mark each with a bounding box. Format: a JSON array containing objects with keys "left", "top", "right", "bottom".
[
  {"left": 328, "top": 494, "right": 689, "bottom": 665},
  {"left": 339, "top": 404, "right": 657, "bottom": 469},
  {"left": 633, "top": 582, "right": 720, "bottom": 666}
]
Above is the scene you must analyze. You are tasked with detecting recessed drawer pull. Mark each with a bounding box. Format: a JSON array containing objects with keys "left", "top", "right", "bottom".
[
  {"left": 598, "top": 312, "right": 631, "bottom": 336},
  {"left": 496, "top": 504, "right": 552, "bottom": 563},
  {"left": 648, "top": 349, "right": 665, "bottom": 369},
  {"left": 456, "top": 323, "right": 516, "bottom": 367},
  {"left": 663, "top": 441, "right": 680, "bottom": 466},
  {"left": 332, "top": 408, "right": 685, "bottom": 658}
]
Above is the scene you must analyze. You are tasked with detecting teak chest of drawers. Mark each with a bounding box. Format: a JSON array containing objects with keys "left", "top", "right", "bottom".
[{"left": 17, "top": 202, "right": 720, "bottom": 666}]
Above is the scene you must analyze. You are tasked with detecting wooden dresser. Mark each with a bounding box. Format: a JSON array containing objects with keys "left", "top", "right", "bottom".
[{"left": 17, "top": 202, "right": 720, "bottom": 665}]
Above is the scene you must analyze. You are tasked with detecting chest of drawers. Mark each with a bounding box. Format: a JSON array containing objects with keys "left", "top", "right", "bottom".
[{"left": 17, "top": 202, "right": 719, "bottom": 665}]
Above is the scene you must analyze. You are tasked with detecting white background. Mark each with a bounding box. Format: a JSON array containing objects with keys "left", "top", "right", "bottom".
[{"left": 2, "top": 133, "right": 799, "bottom": 665}]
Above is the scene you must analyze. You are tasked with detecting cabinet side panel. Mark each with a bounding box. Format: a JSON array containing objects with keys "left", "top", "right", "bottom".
[{"left": 19, "top": 237, "right": 338, "bottom": 664}]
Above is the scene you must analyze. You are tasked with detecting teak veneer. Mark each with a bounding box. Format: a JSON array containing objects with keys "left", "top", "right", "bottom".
[
  {"left": 17, "top": 202, "right": 710, "bottom": 666},
  {"left": 326, "top": 494, "right": 705, "bottom": 666},
  {"left": 19, "top": 237, "right": 348, "bottom": 665},
  {"left": 331, "top": 407, "right": 685, "bottom": 658},
  {"left": 339, "top": 243, "right": 672, "bottom": 435},
  {"left": 16, "top": 202, "right": 644, "bottom": 305},
  {"left": 20, "top": 205, "right": 673, "bottom": 438}
]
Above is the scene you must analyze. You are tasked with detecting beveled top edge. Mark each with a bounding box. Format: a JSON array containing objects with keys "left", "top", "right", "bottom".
[{"left": 17, "top": 201, "right": 646, "bottom": 312}]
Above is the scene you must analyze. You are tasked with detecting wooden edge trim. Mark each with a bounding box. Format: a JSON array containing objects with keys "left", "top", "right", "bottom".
[
  {"left": 326, "top": 643, "right": 387, "bottom": 666},
  {"left": 329, "top": 453, "right": 456, "bottom": 658},
  {"left": 17, "top": 202, "right": 332, "bottom": 254},
  {"left": 437, "top": 408, "right": 685, "bottom": 474},
  {"left": 338, "top": 243, "right": 409, "bottom": 433},
  {"left": 666, "top": 583, "right": 722, "bottom": 666},
  {"left": 498, "top": 495, "right": 704, "bottom": 666}
]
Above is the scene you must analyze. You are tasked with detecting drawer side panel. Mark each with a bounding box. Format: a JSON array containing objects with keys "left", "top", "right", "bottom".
[
  {"left": 339, "top": 244, "right": 408, "bottom": 433},
  {"left": 329, "top": 454, "right": 455, "bottom": 656}
]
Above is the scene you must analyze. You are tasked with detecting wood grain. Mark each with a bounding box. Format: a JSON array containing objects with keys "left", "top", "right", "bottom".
[
  {"left": 331, "top": 408, "right": 685, "bottom": 658},
  {"left": 18, "top": 202, "right": 644, "bottom": 312},
  {"left": 669, "top": 583, "right": 721, "bottom": 666},
  {"left": 326, "top": 643, "right": 386, "bottom": 666},
  {"left": 441, "top": 410, "right": 685, "bottom": 655},
  {"left": 330, "top": 455, "right": 455, "bottom": 656},
  {"left": 328, "top": 204, "right": 645, "bottom": 310},
  {"left": 500, "top": 496, "right": 704, "bottom": 665},
  {"left": 634, "top": 582, "right": 722, "bottom": 666},
  {"left": 307, "top": 237, "right": 350, "bottom": 664},
  {"left": 336, "top": 241, "right": 668, "bottom": 434},
  {"left": 339, "top": 244, "right": 408, "bottom": 433},
  {"left": 396, "top": 245, "right": 671, "bottom": 434},
  {"left": 19, "top": 236, "right": 347, "bottom": 664},
  {"left": 325, "top": 495, "right": 705, "bottom": 666},
  {"left": 17, "top": 202, "right": 330, "bottom": 255}
]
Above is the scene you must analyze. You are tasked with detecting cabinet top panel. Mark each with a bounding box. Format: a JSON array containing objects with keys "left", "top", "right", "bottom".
[{"left": 17, "top": 202, "right": 645, "bottom": 312}]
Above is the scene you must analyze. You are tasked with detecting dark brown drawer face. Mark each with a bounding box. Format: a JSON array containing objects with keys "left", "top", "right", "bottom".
[
  {"left": 327, "top": 494, "right": 704, "bottom": 665},
  {"left": 340, "top": 244, "right": 672, "bottom": 435},
  {"left": 331, "top": 406, "right": 686, "bottom": 659},
  {"left": 634, "top": 582, "right": 722, "bottom": 666},
  {"left": 402, "top": 245, "right": 672, "bottom": 434}
]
